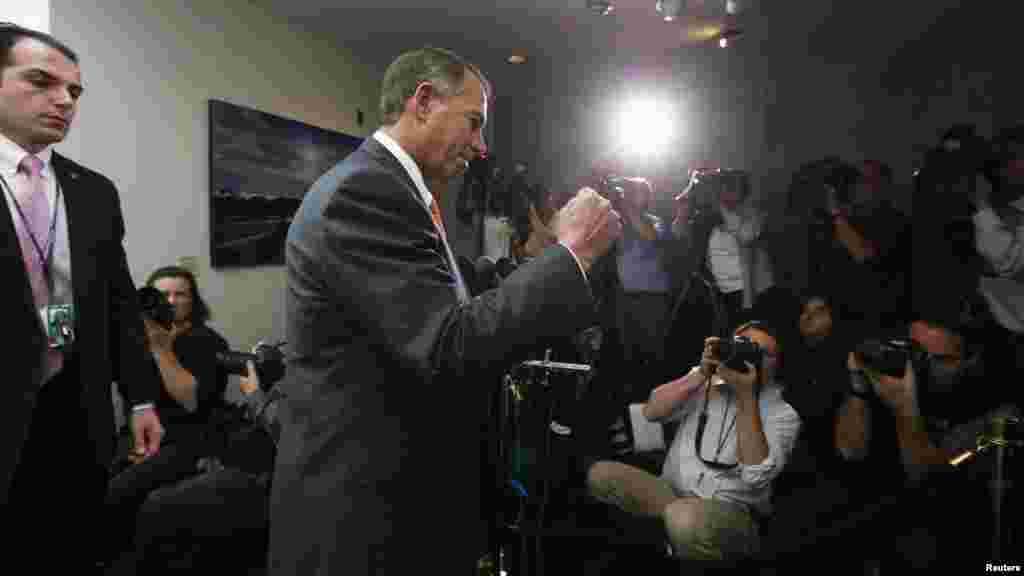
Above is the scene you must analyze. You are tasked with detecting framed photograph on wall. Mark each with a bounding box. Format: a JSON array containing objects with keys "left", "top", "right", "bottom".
[{"left": 209, "top": 99, "right": 363, "bottom": 268}]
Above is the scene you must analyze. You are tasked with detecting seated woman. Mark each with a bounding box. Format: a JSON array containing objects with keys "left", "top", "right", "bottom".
[
  {"left": 104, "top": 266, "right": 230, "bottom": 566},
  {"left": 107, "top": 359, "right": 283, "bottom": 575}
]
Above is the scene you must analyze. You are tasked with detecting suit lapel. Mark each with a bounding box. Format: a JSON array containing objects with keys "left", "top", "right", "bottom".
[
  {"left": 363, "top": 139, "right": 470, "bottom": 303},
  {"left": 50, "top": 153, "right": 90, "bottom": 318},
  {"left": 0, "top": 179, "right": 35, "bottom": 306}
]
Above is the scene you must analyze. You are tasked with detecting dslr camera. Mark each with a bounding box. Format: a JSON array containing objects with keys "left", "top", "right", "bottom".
[
  {"left": 854, "top": 338, "right": 919, "bottom": 378},
  {"left": 137, "top": 285, "right": 175, "bottom": 329},
  {"left": 712, "top": 335, "right": 765, "bottom": 372},
  {"left": 600, "top": 174, "right": 629, "bottom": 213},
  {"left": 216, "top": 341, "right": 287, "bottom": 391},
  {"left": 678, "top": 169, "right": 750, "bottom": 223}
]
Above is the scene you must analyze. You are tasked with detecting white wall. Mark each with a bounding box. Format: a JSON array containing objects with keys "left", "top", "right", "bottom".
[
  {"left": 49, "top": 0, "right": 378, "bottom": 351},
  {"left": 1, "top": 0, "right": 49, "bottom": 32}
]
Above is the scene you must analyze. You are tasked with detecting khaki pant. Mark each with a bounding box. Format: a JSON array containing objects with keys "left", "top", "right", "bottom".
[{"left": 587, "top": 460, "right": 759, "bottom": 561}]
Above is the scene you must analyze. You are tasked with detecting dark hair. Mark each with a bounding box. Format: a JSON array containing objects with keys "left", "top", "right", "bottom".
[
  {"left": 145, "top": 266, "right": 211, "bottom": 325},
  {"left": 786, "top": 157, "right": 861, "bottom": 216},
  {"left": 911, "top": 290, "right": 994, "bottom": 359},
  {"left": 734, "top": 319, "right": 785, "bottom": 377},
  {"left": 0, "top": 23, "right": 78, "bottom": 73}
]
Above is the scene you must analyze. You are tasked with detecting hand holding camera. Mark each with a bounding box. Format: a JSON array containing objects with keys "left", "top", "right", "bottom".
[
  {"left": 238, "top": 359, "right": 261, "bottom": 396},
  {"left": 874, "top": 360, "right": 916, "bottom": 412},
  {"left": 702, "top": 336, "right": 760, "bottom": 392},
  {"left": 143, "top": 317, "right": 190, "bottom": 354},
  {"left": 700, "top": 337, "right": 721, "bottom": 380},
  {"left": 850, "top": 341, "right": 917, "bottom": 410}
]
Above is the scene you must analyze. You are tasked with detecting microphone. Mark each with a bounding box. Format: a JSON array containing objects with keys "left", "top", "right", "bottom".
[{"left": 474, "top": 255, "right": 498, "bottom": 287}]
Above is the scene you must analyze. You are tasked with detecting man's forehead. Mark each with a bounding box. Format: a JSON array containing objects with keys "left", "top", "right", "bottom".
[{"left": 9, "top": 38, "right": 80, "bottom": 78}]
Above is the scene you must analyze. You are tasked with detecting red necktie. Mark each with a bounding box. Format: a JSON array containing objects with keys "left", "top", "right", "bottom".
[{"left": 430, "top": 199, "right": 447, "bottom": 241}]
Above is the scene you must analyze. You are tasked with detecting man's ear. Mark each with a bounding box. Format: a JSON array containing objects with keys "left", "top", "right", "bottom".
[{"left": 410, "top": 81, "right": 438, "bottom": 121}]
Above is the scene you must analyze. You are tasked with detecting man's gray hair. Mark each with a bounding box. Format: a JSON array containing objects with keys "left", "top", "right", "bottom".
[{"left": 378, "top": 46, "right": 490, "bottom": 125}]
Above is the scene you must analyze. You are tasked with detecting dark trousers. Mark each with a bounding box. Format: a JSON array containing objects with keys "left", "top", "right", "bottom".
[
  {"left": 618, "top": 291, "right": 672, "bottom": 403},
  {"left": 103, "top": 436, "right": 206, "bottom": 564},
  {"left": 107, "top": 466, "right": 270, "bottom": 575},
  {"left": 7, "top": 360, "right": 110, "bottom": 571}
]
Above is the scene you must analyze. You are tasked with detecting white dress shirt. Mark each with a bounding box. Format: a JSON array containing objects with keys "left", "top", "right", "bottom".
[
  {"left": 707, "top": 211, "right": 745, "bottom": 294},
  {"left": 0, "top": 133, "right": 73, "bottom": 306},
  {"left": 0, "top": 133, "right": 73, "bottom": 385},
  {"left": 975, "top": 197, "right": 1024, "bottom": 332},
  {"left": 659, "top": 366, "right": 801, "bottom": 517}
]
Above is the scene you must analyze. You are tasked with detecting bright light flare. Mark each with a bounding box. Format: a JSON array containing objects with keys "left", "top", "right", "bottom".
[{"left": 614, "top": 96, "right": 678, "bottom": 158}]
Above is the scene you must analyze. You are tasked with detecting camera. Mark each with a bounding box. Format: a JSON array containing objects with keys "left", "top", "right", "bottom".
[
  {"left": 138, "top": 285, "right": 175, "bottom": 329},
  {"left": 854, "top": 338, "right": 919, "bottom": 378},
  {"left": 713, "top": 335, "right": 765, "bottom": 371},
  {"left": 600, "top": 175, "right": 629, "bottom": 212},
  {"left": 216, "top": 341, "right": 287, "bottom": 391},
  {"left": 679, "top": 169, "right": 750, "bottom": 222}
]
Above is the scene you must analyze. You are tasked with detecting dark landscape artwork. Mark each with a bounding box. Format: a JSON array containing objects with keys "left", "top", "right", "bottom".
[{"left": 209, "top": 99, "right": 363, "bottom": 267}]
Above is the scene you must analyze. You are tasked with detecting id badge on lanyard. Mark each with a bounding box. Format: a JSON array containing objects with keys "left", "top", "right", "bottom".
[{"left": 41, "top": 303, "right": 76, "bottom": 350}]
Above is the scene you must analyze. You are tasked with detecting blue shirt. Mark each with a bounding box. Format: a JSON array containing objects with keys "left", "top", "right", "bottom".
[{"left": 618, "top": 214, "right": 672, "bottom": 294}]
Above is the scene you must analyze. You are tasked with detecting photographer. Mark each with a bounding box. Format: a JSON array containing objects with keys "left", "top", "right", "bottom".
[
  {"left": 771, "top": 157, "right": 911, "bottom": 342},
  {"left": 586, "top": 321, "right": 800, "bottom": 563},
  {"left": 139, "top": 266, "right": 230, "bottom": 440},
  {"left": 108, "top": 357, "right": 284, "bottom": 574},
  {"left": 834, "top": 294, "right": 1017, "bottom": 566},
  {"left": 104, "top": 265, "right": 229, "bottom": 566},
  {"left": 973, "top": 124, "right": 1024, "bottom": 337},
  {"left": 609, "top": 176, "right": 680, "bottom": 402},
  {"left": 668, "top": 170, "right": 787, "bottom": 377}
]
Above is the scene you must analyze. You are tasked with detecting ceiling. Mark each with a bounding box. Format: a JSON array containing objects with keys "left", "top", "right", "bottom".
[{"left": 256, "top": 0, "right": 970, "bottom": 74}]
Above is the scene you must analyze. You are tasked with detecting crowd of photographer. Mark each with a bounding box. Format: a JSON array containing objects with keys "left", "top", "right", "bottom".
[{"left": 480, "top": 123, "right": 1022, "bottom": 573}]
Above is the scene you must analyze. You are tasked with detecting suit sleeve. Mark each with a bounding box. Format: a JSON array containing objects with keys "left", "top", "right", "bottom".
[
  {"left": 292, "top": 172, "right": 597, "bottom": 382},
  {"left": 107, "top": 183, "right": 160, "bottom": 408}
]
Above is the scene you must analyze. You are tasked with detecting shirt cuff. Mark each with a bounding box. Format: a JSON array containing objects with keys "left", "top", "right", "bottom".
[
  {"left": 558, "top": 241, "right": 588, "bottom": 284},
  {"left": 131, "top": 403, "right": 155, "bottom": 413},
  {"left": 973, "top": 206, "right": 1001, "bottom": 230}
]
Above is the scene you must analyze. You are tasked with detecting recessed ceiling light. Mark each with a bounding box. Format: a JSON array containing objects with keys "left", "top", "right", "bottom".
[
  {"left": 508, "top": 55, "right": 527, "bottom": 64},
  {"left": 586, "top": 0, "right": 614, "bottom": 15}
]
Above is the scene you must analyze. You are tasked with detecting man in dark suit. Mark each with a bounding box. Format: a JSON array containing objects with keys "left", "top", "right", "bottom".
[
  {"left": 268, "top": 46, "right": 621, "bottom": 575},
  {"left": 0, "top": 23, "right": 164, "bottom": 570}
]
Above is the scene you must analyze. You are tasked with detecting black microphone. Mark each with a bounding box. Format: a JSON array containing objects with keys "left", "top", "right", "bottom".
[{"left": 474, "top": 255, "right": 498, "bottom": 286}]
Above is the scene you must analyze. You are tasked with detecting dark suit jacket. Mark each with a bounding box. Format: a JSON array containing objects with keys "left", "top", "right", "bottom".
[
  {"left": 1, "top": 152, "right": 159, "bottom": 503},
  {"left": 268, "top": 137, "right": 596, "bottom": 575}
]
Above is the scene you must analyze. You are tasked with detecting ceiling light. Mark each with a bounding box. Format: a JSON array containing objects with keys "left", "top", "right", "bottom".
[
  {"left": 587, "top": 0, "right": 615, "bottom": 15},
  {"left": 718, "top": 27, "right": 743, "bottom": 47},
  {"left": 508, "top": 55, "right": 527, "bottom": 64},
  {"left": 725, "top": 0, "right": 741, "bottom": 15},
  {"left": 656, "top": 0, "right": 683, "bottom": 22}
]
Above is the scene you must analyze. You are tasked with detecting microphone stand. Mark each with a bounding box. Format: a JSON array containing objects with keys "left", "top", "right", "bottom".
[
  {"left": 948, "top": 415, "right": 1021, "bottom": 559},
  {"left": 494, "top": 352, "right": 591, "bottom": 576}
]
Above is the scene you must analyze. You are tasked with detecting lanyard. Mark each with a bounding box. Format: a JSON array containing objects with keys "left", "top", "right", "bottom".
[{"left": 0, "top": 170, "right": 61, "bottom": 287}]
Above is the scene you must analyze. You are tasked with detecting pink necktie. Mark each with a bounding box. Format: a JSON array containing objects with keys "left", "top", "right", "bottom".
[{"left": 16, "top": 155, "right": 63, "bottom": 377}]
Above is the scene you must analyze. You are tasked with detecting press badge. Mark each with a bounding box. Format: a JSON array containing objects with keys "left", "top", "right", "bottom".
[{"left": 40, "top": 304, "right": 76, "bottom": 350}]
